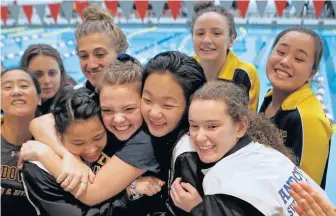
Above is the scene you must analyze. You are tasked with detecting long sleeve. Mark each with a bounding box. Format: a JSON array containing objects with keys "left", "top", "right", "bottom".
[
  {"left": 22, "top": 162, "right": 122, "bottom": 216},
  {"left": 190, "top": 194, "right": 264, "bottom": 216},
  {"left": 232, "top": 66, "right": 260, "bottom": 112},
  {"left": 168, "top": 152, "right": 204, "bottom": 216},
  {"left": 295, "top": 108, "right": 331, "bottom": 188}
]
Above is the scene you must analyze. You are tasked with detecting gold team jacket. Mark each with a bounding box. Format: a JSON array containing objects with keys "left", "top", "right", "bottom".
[
  {"left": 259, "top": 84, "right": 332, "bottom": 188},
  {"left": 194, "top": 50, "right": 260, "bottom": 112}
]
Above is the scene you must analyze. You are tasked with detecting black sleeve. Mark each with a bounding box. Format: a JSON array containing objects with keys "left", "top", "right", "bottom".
[
  {"left": 274, "top": 111, "right": 303, "bottom": 161},
  {"left": 190, "top": 194, "right": 264, "bottom": 216},
  {"left": 22, "top": 162, "right": 89, "bottom": 216},
  {"left": 22, "top": 162, "right": 130, "bottom": 216},
  {"left": 232, "top": 69, "right": 251, "bottom": 95},
  {"left": 173, "top": 152, "right": 204, "bottom": 194},
  {"left": 168, "top": 152, "right": 204, "bottom": 216},
  {"left": 114, "top": 130, "right": 160, "bottom": 174}
]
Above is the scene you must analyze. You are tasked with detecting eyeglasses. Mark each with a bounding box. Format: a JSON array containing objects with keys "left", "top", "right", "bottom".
[{"left": 117, "top": 53, "right": 136, "bottom": 63}]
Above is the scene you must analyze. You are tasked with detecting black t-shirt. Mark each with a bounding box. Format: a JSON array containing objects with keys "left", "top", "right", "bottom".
[
  {"left": 1, "top": 135, "right": 37, "bottom": 216},
  {"left": 91, "top": 129, "right": 160, "bottom": 174},
  {"left": 115, "top": 129, "right": 159, "bottom": 173}
]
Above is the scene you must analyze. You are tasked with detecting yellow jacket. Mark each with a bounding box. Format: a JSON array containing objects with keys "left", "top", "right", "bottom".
[
  {"left": 194, "top": 50, "right": 260, "bottom": 112},
  {"left": 259, "top": 84, "right": 332, "bottom": 188}
]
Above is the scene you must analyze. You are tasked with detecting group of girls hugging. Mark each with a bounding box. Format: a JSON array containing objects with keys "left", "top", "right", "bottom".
[{"left": 1, "top": 2, "right": 334, "bottom": 216}]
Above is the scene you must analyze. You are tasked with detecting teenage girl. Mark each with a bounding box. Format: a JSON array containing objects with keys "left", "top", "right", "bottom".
[
  {"left": 1, "top": 68, "right": 41, "bottom": 216},
  {"left": 170, "top": 81, "right": 329, "bottom": 216},
  {"left": 20, "top": 44, "right": 76, "bottom": 114},
  {"left": 191, "top": 2, "right": 260, "bottom": 112},
  {"left": 259, "top": 28, "right": 332, "bottom": 188}
]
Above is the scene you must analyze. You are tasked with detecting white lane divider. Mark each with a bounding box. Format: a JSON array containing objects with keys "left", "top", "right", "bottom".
[{"left": 315, "top": 73, "right": 335, "bottom": 125}]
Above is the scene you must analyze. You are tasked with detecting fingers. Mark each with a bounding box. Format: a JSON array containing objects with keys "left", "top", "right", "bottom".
[
  {"left": 60, "top": 173, "right": 74, "bottom": 188},
  {"left": 170, "top": 186, "right": 179, "bottom": 205},
  {"left": 57, "top": 171, "right": 70, "bottom": 184},
  {"left": 181, "top": 182, "right": 198, "bottom": 195},
  {"left": 174, "top": 177, "right": 182, "bottom": 184},
  {"left": 152, "top": 183, "right": 162, "bottom": 193},
  {"left": 170, "top": 178, "right": 202, "bottom": 213},
  {"left": 291, "top": 184, "right": 323, "bottom": 216},
  {"left": 298, "top": 182, "right": 315, "bottom": 194},
  {"left": 170, "top": 178, "right": 189, "bottom": 202},
  {"left": 135, "top": 177, "right": 165, "bottom": 196},
  {"left": 143, "top": 180, "right": 161, "bottom": 196},
  {"left": 291, "top": 182, "right": 304, "bottom": 193},
  {"left": 157, "top": 179, "right": 165, "bottom": 187},
  {"left": 17, "top": 153, "right": 24, "bottom": 170},
  {"left": 146, "top": 183, "right": 160, "bottom": 196},
  {"left": 172, "top": 178, "right": 186, "bottom": 196},
  {"left": 19, "top": 142, "right": 33, "bottom": 161},
  {"left": 292, "top": 182, "right": 335, "bottom": 216},
  {"left": 298, "top": 197, "right": 320, "bottom": 216},
  {"left": 64, "top": 174, "right": 81, "bottom": 192},
  {"left": 291, "top": 190, "right": 310, "bottom": 216},
  {"left": 75, "top": 179, "right": 88, "bottom": 198},
  {"left": 88, "top": 170, "right": 96, "bottom": 184},
  {"left": 302, "top": 192, "right": 325, "bottom": 216},
  {"left": 310, "top": 192, "right": 336, "bottom": 215},
  {"left": 293, "top": 203, "right": 305, "bottom": 216},
  {"left": 297, "top": 182, "right": 333, "bottom": 211}
]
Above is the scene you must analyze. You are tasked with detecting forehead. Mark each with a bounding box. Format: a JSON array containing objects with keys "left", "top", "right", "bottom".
[
  {"left": 276, "top": 31, "right": 315, "bottom": 53},
  {"left": 64, "top": 117, "right": 104, "bottom": 138},
  {"left": 28, "top": 55, "right": 58, "bottom": 66},
  {"left": 1, "top": 70, "right": 33, "bottom": 83},
  {"left": 189, "top": 100, "right": 228, "bottom": 118},
  {"left": 143, "top": 72, "right": 185, "bottom": 100},
  {"left": 28, "top": 55, "right": 60, "bottom": 70},
  {"left": 100, "top": 84, "right": 140, "bottom": 105},
  {"left": 194, "top": 11, "right": 228, "bottom": 29},
  {"left": 77, "top": 33, "right": 113, "bottom": 52}
]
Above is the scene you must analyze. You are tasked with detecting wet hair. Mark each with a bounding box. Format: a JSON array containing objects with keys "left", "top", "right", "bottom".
[
  {"left": 191, "top": 2, "right": 237, "bottom": 38},
  {"left": 191, "top": 81, "right": 297, "bottom": 163},
  {"left": 99, "top": 54, "right": 143, "bottom": 91},
  {"left": 75, "top": 5, "right": 128, "bottom": 54},
  {"left": 142, "top": 51, "right": 206, "bottom": 133},
  {"left": 20, "top": 44, "right": 69, "bottom": 89},
  {"left": 52, "top": 88, "right": 101, "bottom": 135},
  {"left": 271, "top": 27, "right": 323, "bottom": 72},
  {"left": 1, "top": 67, "right": 41, "bottom": 95}
]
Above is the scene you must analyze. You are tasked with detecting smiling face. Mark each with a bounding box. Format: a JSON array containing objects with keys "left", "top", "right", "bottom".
[
  {"left": 141, "top": 72, "right": 186, "bottom": 137},
  {"left": 192, "top": 12, "right": 234, "bottom": 62},
  {"left": 100, "top": 84, "right": 143, "bottom": 141},
  {"left": 266, "top": 31, "right": 316, "bottom": 93},
  {"left": 189, "top": 99, "right": 246, "bottom": 163},
  {"left": 27, "top": 55, "right": 62, "bottom": 101},
  {"left": 61, "top": 116, "right": 107, "bottom": 163},
  {"left": 1, "top": 69, "right": 40, "bottom": 117},
  {"left": 77, "top": 33, "right": 117, "bottom": 87}
]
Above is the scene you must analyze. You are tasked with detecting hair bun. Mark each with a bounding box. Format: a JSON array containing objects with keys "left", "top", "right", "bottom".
[
  {"left": 194, "top": 1, "right": 215, "bottom": 13},
  {"left": 83, "top": 5, "right": 114, "bottom": 23}
]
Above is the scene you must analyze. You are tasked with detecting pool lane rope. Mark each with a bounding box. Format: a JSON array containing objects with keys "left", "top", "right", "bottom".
[{"left": 314, "top": 72, "right": 336, "bottom": 133}]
